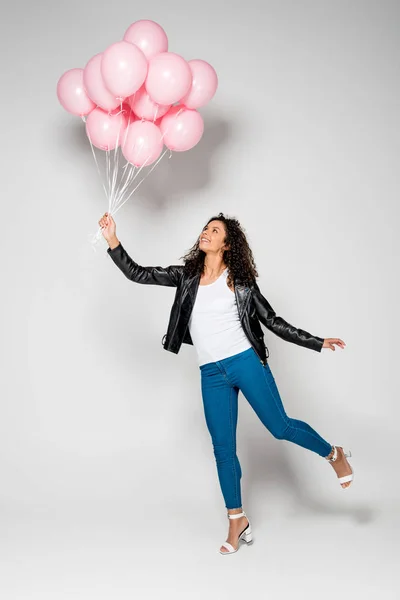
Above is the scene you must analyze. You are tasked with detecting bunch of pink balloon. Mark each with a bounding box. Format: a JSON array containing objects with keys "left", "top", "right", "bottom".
[{"left": 56, "top": 19, "right": 218, "bottom": 168}]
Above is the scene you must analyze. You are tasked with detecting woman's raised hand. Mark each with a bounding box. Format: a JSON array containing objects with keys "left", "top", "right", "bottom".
[{"left": 98, "top": 212, "right": 118, "bottom": 247}]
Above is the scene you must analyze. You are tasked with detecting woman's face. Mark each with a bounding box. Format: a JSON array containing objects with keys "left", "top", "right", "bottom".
[{"left": 199, "top": 220, "right": 228, "bottom": 255}]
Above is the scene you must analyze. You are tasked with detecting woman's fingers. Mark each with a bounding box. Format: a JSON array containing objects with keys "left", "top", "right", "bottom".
[
  {"left": 98, "top": 213, "right": 111, "bottom": 229},
  {"left": 330, "top": 338, "right": 346, "bottom": 350},
  {"left": 324, "top": 338, "right": 346, "bottom": 350}
]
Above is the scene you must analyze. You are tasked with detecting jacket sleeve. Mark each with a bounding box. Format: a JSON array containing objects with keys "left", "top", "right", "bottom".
[
  {"left": 251, "top": 282, "right": 325, "bottom": 352},
  {"left": 107, "top": 242, "right": 183, "bottom": 287}
]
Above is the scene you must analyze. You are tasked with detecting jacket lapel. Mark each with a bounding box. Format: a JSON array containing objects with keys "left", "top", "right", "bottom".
[
  {"left": 235, "top": 284, "right": 251, "bottom": 319},
  {"left": 187, "top": 273, "right": 201, "bottom": 302}
]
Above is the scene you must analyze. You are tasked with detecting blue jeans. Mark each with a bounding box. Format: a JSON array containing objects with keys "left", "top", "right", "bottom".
[{"left": 200, "top": 347, "right": 332, "bottom": 509}]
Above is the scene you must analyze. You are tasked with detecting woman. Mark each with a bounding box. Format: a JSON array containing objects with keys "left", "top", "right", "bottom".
[{"left": 98, "top": 210, "right": 353, "bottom": 555}]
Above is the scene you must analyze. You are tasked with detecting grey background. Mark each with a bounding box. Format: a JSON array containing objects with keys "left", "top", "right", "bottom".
[{"left": 2, "top": 0, "right": 399, "bottom": 598}]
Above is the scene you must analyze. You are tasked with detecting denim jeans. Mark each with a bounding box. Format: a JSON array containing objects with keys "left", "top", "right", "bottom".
[{"left": 200, "top": 347, "right": 332, "bottom": 509}]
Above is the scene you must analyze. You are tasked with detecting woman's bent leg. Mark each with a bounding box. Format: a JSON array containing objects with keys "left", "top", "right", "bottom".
[
  {"left": 236, "top": 350, "right": 332, "bottom": 458},
  {"left": 200, "top": 362, "right": 242, "bottom": 509}
]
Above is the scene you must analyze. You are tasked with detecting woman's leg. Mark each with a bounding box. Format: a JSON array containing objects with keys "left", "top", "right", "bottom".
[
  {"left": 234, "top": 349, "right": 332, "bottom": 457},
  {"left": 200, "top": 360, "right": 251, "bottom": 553},
  {"left": 200, "top": 361, "right": 242, "bottom": 509}
]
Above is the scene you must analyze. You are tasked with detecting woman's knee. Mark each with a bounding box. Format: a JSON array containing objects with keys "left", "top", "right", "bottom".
[
  {"left": 270, "top": 420, "right": 296, "bottom": 441},
  {"left": 212, "top": 442, "right": 236, "bottom": 465}
]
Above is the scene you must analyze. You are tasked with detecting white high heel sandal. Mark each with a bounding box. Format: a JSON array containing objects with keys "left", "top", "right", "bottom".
[
  {"left": 328, "top": 446, "right": 354, "bottom": 488},
  {"left": 220, "top": 510, "right": 253, "bottom": 555}
]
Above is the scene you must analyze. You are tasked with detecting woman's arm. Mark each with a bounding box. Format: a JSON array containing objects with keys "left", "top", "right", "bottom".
[
  {"left": 107, "top": 241, "right": 183, "bottom": 287},
  {"left": 251, "top": 282, "right": 325, "bottom": 352},
  {"left": 99, "top": 213, "right": 183, "bottom": 287}
]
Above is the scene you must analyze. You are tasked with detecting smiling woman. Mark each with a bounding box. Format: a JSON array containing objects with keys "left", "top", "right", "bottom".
[
  {"left": 99, "top": 209, "right": 352, "bottom": 556},
  {"left": 183, "top": 212, "right": 260, "bottom": 291}
]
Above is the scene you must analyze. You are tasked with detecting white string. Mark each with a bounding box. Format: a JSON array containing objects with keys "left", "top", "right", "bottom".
[
  {"left": 87, "top": 108, "right": 178, "bottom": 252},
  {"left": 111, "top": 142, "right": 148, "bottom": 213},
  {"left": 112, "top": 148, "right": 169, "bottom": 217},
  {"left": 112, "top": 161, "right": 136, "bottom": 209},
  {"left": 82, "top": 116, "right": 109, "bottom": 201},
  {"left": 109, "top": 102, "right": 123, "bottom": 214}
]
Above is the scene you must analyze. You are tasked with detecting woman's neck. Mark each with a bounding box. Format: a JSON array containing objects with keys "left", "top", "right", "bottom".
[{"left": 203, "top": 256, "right": 226, "bottom": 278}]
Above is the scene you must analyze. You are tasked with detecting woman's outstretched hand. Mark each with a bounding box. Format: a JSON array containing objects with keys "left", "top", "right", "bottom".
[
  {"left": 322, "top": 338, "right": 346, "bottom": 351},
  {"left": 98, "top": 212, "right": 119, "bottom": 248}
]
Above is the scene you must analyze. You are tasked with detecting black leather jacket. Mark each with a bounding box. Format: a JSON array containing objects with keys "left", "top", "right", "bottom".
[{"left": 107, "top": 242, "right": 325, "bottom": 365}]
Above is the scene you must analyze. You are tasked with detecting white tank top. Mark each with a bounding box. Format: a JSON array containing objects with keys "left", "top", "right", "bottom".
[{"left": 188, "top": 268, "right": 252, "bottom": 366}]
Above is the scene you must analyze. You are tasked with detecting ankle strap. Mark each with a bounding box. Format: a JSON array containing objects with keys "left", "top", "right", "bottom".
[
  {"left": 328, "top": 446, "right": 338, "bottom": 462},
  {"left": 227, "top": 511, "right": 246, "bottom": 519}
]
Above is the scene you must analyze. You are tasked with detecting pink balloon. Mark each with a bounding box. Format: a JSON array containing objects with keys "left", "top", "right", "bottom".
[
  {"left": 123, "top": 19, "right": 168, "bottom": 59},
  {"left": 122, "top": 120, "right": 164, "bottom": 167},
  {"left": 145, "top": 52, "right": 192, "bottom": 105},
  {"left": 180, "top": 59, "right": 218, "bottom": 109},
  {"left": 83, "top": 54, "right": 120, "bottom": 112},
  {"left": 128, "top": 85, "right": 170, "bottom": 121},
  {"left": 101, "top": 41, "right": 148, "bottom": 98},
  {"left": 57, "top": 68, "right": 95, "bottom": 116},
  {"left": 85, "top": 107, "right": 128, "bottom": 151},
  {"left": 160, "top": 106, "right": 204, "bottom": 152}
]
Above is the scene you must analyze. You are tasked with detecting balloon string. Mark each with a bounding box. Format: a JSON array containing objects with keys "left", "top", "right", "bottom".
[
  {"left": 109, "top": 146, "right": 118, "bottom": 213},
  {"left": 89, "top": 147, "right": 150, "bottom": 249},
  {"left": 88, "top": 108, "right": 173, "bottom": 251},
  {"left": 105, "top": 149, "right": 111, "bottom": 202},
  {"left": 121, "top": 107, "right": 133, "bottom": 152},
  {"left": 113, "top": 148, "right": 168, "bottom": 217},
  {"left": 82, "top": 116, "right": 109, "bottom": 201},
  {"left": 109, "top": 103, "right": 134, "bottom": 214},
  {"left": 109, "top": 105, "right": 123, "bottom": 213},
  {"left": 113, "top": 162, "right": 136, "bottom": 209},
  {"left": 112, "top": 141, "right": 147, "bottom": 212}
]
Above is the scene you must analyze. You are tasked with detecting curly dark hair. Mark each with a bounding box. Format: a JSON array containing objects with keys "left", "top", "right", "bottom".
[{"left": 180, "top": 212, "right": 259, "bottom": 288}]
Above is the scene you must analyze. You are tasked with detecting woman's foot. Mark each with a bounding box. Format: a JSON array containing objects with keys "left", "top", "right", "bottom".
[
  {"left": 325, "top": 446, "right": 353, "bottom": 488},
  {"left": 220, "top": 508, "right": 249, "bottom": 554}
]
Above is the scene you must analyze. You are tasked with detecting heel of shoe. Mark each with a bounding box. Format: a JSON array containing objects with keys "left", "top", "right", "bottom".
[{"left": 242, "top": 529, "right": 253, "bottom": 544}]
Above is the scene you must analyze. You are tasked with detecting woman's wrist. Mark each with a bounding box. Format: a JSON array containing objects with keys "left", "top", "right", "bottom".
[{"left": 108, "top": 237, "right": 120, "bottom": 250}]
